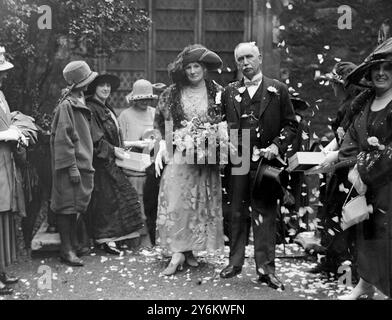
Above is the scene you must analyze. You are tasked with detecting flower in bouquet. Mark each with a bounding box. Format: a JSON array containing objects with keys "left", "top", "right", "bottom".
[{"left": 173, "top": 117, "right": 236, "bottom": 164}]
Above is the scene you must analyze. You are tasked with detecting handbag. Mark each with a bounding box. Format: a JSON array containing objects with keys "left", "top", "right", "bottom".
[{"left": 341, "top": 177, "right": 373, "bottom": 231}]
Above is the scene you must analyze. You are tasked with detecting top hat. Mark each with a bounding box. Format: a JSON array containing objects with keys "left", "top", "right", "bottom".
[
  {"left": 63, "top": 60, "right": 98, "bottom": 89},
  {"left": 126, "top": 79, "right": 158, "bottom": 102},
  {"left": 0, "top": 47, "right": 14, "bottom": 72},
  {"left": 85, "top": 73, "right": 120, "bottom": 96},
  {"left": 253, "top": 159, "right": 285, "bottom": 201}
]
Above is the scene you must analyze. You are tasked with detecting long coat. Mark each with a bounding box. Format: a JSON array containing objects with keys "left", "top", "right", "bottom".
[
  {"left": 339, "top": 89, "right": 392, "bottom": 297},
  {"left": 50, "top": 95, "right": 94, "bottom": 214},
  {"left": 0, "top": 90, "right": 18, "bottom": 213},
  {"left": 86, "top": 97, "right": 143, "bottom": 241}
]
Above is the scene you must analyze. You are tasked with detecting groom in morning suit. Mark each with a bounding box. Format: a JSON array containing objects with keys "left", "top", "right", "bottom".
[{"left": 220, "top": 42, "right": 298, "bottom": 290}]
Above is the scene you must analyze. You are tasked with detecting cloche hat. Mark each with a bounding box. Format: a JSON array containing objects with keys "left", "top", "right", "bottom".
[
  {"left": 63, "top": 60, "right": 98, "bottom": 89},
  {"left": 0, "top": 47, "right": 14, "bottom": 72},
  {"left": 126, "top": 79, "right": 158, "bottom": 102}
]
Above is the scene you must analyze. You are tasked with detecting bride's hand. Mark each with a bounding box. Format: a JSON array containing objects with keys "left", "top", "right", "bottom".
[{"left": 155, "top": 140, "right": 167, "bottom": 177}]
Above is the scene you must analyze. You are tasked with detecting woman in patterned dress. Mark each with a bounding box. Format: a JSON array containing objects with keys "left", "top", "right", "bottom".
[{"left": 154, "top": 44, "right": 225, "bottom": 275}]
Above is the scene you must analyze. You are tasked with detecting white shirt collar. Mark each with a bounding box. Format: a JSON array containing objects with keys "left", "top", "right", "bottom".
[{"left": 244, "top": 72, "right": 263, "bottom": 83}]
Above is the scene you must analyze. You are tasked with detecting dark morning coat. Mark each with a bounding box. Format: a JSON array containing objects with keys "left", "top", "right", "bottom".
[
  {"left": 86, "top": 97, "right": 143, "bottom": 241},
  {"left": 221, "top": 75, "right": 298, "bottom": 273},
  {"left": 50, "top": 95, "right": 94, "bottom": 215},
  {"left": 222, "top": 76, "right": 297, "bottom": 180}
]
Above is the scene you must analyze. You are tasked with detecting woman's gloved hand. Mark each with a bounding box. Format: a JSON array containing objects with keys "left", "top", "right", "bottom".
[{"left": 68, "top": 164, "right": 81, "bottom": 184}]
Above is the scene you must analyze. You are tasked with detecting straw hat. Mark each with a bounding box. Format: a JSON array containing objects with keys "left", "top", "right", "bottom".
[
  {"left": 63, "top": 60, "right": 98, "bottom": 89},
  {"left": 126, "top": 79, "right": 158, "bottom": 102},
  {"left": 0, "top": 47, "right": 14, "bottom": 72}
]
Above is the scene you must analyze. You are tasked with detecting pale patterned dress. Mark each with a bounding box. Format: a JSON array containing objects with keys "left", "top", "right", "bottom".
[{"left": 156, "top": 84, "right": 224, "bottom": 253}]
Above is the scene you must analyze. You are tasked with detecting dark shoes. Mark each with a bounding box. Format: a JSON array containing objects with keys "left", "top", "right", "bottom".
[
  {"left": 60, "top": 251, "right": 84, "bottom": 267},
  {"left": 101, "top": 242, "right": 122, "bottom": 255},
  {"left": 258, "top": 274, "right": 285, "bottom": 290},
  {"left": 76, "top": 246, "right": 91, "bottom": 257},
  {"left": 220, "top": 265, "right": 242, "bottom": 279},
  {"left": 0, "top": 272, "right": 19, "bottom": 285}
]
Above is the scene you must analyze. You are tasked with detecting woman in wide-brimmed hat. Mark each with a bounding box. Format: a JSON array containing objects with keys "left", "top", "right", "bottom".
[
  {"left": 338, "top": 38, "right": 392, "bottom": 299},
  {"left": 85, "top": 73, "right": 144, "bottom": 255},
  {"left": 153, "top": 44, "right": 225, "bottom": 275},
  {"left": 0, "top": 46, "right": 25, "bottom": 295},
  {"left": 50, "top": 60, "right": 97, "bottom": 267}
]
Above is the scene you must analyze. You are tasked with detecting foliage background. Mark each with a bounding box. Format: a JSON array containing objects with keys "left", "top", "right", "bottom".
[
  {"left": 0, "top": 0, "right": 150, "bottom": 130},
  {"left": 279, "top": 0, "right": 392, "bottom": 137}
]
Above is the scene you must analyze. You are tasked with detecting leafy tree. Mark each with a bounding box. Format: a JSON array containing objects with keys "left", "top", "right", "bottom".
[{"left": 0, "top": 0, "right": 151, "bottom": 128}]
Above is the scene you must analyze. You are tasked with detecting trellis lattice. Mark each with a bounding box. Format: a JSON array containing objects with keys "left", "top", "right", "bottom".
[
  {"left": 156, "top": 30, "right": 195, "bottom": 50},
  {"left": 203, "top": 0, "right": 246, "bottom": 10},
  {"left": 155, "top": 0, "right": 195, "bottom": 10},
  {"left": 155, "top": 10, "right": 195, "bottom": 30},
  {"left": 204, "top": 11, "right": 244, "bottom": 30},
  {"left": 205, "top": 31, "right": 244, "bottom": 52},
  {"left": 155, "top": 50, "right": 184, "bottom": 69}
]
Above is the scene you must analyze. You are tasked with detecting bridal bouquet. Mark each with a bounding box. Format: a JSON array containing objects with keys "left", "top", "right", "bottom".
[{"left": 173, "top": 117, "right": 235, "bottom": 164}]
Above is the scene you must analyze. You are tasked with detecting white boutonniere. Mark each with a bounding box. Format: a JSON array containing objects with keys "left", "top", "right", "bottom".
[
  {"left": 215, "top": 91, "right": 222, "bottom": 104},
  {"left": 367, "top": 136, "right": 385, "bottom": 151},
  {"left": 235, "top": 94, "right": 242, "bottom": 102},
  {"left": 267, "top": 86, "right": 279, "bottom": 94},
  {"left": 238, "top": 87, "right": 246, "bottom": 94}
]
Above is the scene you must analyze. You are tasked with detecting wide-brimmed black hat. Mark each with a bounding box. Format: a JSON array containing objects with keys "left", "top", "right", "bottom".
[
  {"left": 347, "top": 37, "right": 392, "bottom": 86},
  {"left": 85, "top": 73, "right": 120, "bottom": 95}
]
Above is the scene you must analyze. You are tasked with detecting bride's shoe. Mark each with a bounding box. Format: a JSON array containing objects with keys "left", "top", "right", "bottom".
[
  {"left": 162, "top": 253, "right": 185, "bottom": 276},
  {"left": 337, "top": 280, "right": 375, "bottom": 300},
  {"left": 184, "top": 251, "right": 199, "bottom": 267}
]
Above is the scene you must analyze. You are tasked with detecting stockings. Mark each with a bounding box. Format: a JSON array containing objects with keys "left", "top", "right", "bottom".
[{"left": 57, "top": 214, "right": 79, "bottom": 254}]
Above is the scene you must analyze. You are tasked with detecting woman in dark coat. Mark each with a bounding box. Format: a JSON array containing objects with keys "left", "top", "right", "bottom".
[
  {"left": 85, "top": 74, "right": 143, "bottom": 254},
  {"left": 308, "top": 62, "right": 364, "bottom": 275},
  {"left": 338, "top": 40, "right": 392, "bottom": 299}
]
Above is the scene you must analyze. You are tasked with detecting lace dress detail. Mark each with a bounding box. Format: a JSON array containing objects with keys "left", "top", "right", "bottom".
[{"left": 181, "top": 85, "right": 208, "bottom": 121}]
